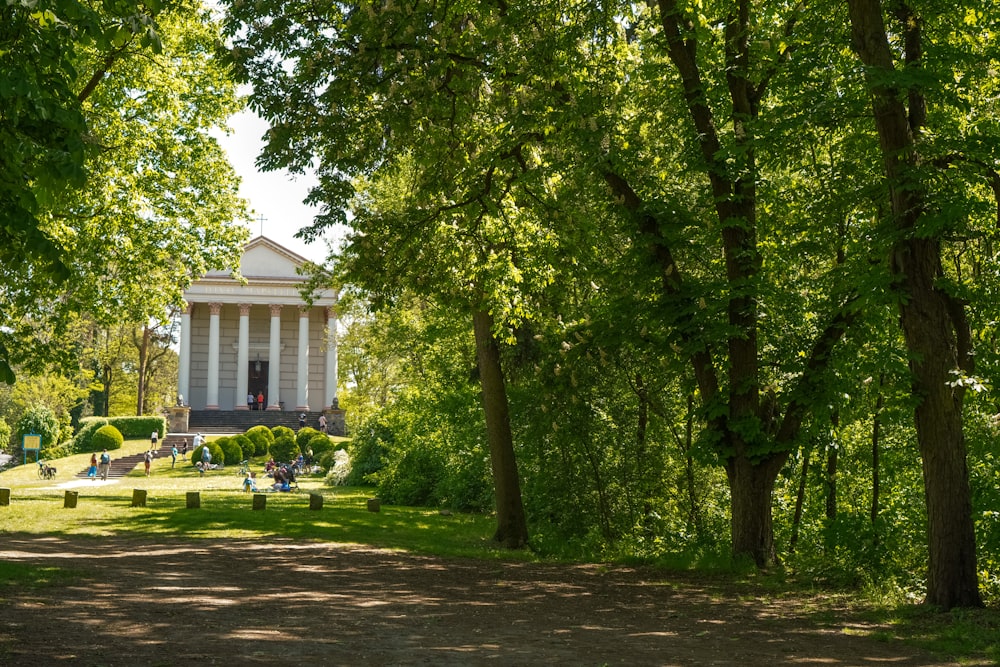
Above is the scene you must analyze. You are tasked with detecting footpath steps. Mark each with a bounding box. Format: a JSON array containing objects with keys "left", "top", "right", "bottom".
[
  {"left": 188, "top": 410, "right": 323, "bottom": 433},
  {"left": 74, "top": 443, "right": 173, "bottom": 479}
]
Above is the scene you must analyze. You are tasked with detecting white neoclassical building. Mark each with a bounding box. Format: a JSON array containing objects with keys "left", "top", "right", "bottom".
[{"left": 177, "top": 236, "right": 338, "bottom": 413}]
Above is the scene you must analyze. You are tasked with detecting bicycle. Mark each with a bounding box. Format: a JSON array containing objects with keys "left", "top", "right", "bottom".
[
  {"left": 236, "top": 460, "right": 250, "bottom": 476},
  {"left": 36, "top": 461, "right": 56, "bottom": 480}
]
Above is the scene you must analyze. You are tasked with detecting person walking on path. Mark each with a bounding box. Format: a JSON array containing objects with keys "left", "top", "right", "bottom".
[
  {"left": 88, "top": 453, "right": 98, "bottom": 480},
  {"left": 150, "top": 430, "right": 158, "bottom": 451},
  {"left": 98, "top": 450, "right": 111, "bottom": 481},
  {"left": 201, "top": 441, "right": 212, "bottom": 469},
  {"left": 171, "top": 444, "right": 178, "bottom": 468},
  {"left": 143, "top": 451, "right": 153, "bottom": 476},
  {"left": 318, "top": 414, "right": 327, "bottom": 433}
]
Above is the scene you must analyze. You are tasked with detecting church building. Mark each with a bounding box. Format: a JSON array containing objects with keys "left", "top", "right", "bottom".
[{"left": 177, "top": 236, "right": 339, "bottom": 416}]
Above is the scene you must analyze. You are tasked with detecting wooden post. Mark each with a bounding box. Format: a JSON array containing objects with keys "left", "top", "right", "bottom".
[
  {"left": 0, "top": 488, "right": 10, "bottom": 506},
  {"left": 367, "top": 497, "right": 381, "bottom": 513},
  {"left": 131, "top": 489, "right": 147, "bottom": 507},
  {"left": 309, "top": 493, "right": 323, "bottom": 511},
  {"left": 252, "top": 494, "right": 267, "bottom": 511},
  {"left": 63, "top": 490, "right": 78, "bottom": 508},
  {"left": 186, "top": 491, "right": 200, "bottom": 509}
]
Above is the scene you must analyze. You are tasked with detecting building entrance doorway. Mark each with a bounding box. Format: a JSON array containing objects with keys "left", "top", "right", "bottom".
[{"left": 249, "top": 360, "right": 269, "bottom": 409}]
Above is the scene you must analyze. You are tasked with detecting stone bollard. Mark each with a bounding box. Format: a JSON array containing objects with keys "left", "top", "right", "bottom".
[
  {"left": 0, "top": 488, "right": 10, "bottom": 506},
  {"left": 367, "top": 497, "right": 381, "bottom": 513},
  {"left": 64, "top": 490, "right": 78, "bottom": 508},
  {"left": 309, "top": 493, "right": 323, "bottom": 511},
  {"left": 131, "top": 489, "right": 147, "bottom": 507},
  {"left": 252, "top": 494, "right": 267, "bottom": 511},
  {"left": 186, "top": 491, "right": 200, "bottom": 509}
]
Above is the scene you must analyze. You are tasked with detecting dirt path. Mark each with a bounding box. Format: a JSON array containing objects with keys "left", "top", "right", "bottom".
[{"left": 0, "top": 534, "right": 959, "bottom": 666}]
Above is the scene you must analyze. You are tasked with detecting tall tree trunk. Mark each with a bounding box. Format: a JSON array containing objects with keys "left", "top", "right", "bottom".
[
  {"left": 847, "top": 0, "right": 981, "bottom": 609},
  {"left": 472, "top": 310, "right": 528, "bottom": 549},
  {"left": 726, "top": 452, "right": 787, "bottom": 567}
]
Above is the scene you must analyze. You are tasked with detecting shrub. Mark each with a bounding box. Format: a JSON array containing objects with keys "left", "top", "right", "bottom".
[
  {"left": 377, "top": 443, "right": 445, "bottom": 506},
  {"left": 318, "top": 448, "right": 338, "bottom": 470},
  {"left": 268, "top": 435, "right": 300, "bottom": 463},
  {"left": 323, "top": 449, "right": 351, "bottom": 486},
  {"left": 271, "top": 425, "right": 295, "bottom": 442},
  {"left": 192, "top": 441, "right": 224, "bottom": 468},
  {"left": 231, "top": 434, "right": 255, "bottom": 461},
  {"left": 69, "top": 416, "right": 167, "bottom": 453},
  {"left": 72, "top": 418, "right": 110, "bottom": 453},
  {"left": 296, "top": 427, "right": 322, "bottom": 450},
  {"left": 216, "top": 437, "right": 244, "bottom": 465},
  {"left": 92, "top": 425, "right": 124, "bottom": 451},
  {"left": 244, "top": 425, "right": 273, "bottom": 456},
  {"left": 107, "top": 416, "right": 166, "bottom": 440},
  {"left": 344, "top": 418, "right": 392, "bottom": 486},
  {"left": 306, "top": 434, "right": 333, "bottom": 459},
  {"left": 435, "top": 450, "right": 493, "bottom": 512},
  {"left": 0, "top": 417, "right": 11, "bottom": 450},
  {"left": 15, "top": 406, "right": 61, "bottom": 450}
]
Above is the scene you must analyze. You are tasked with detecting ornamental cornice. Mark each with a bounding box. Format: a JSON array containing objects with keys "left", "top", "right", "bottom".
[{"left": 184, "top": 283, "right": 336, "bottom": 306}]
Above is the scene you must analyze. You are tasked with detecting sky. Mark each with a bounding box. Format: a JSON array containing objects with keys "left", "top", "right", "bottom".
[{"left": 214, "top": 109, "right": 342, "bottom": 264}]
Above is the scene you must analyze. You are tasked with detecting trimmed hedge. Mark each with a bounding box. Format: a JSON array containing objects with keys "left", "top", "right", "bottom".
[
  {"left": 271, "top": 425, "right": 295, "bottom": 442},
  {"left": 306, "top": 434, "right": 333, "bottom": 459},
  {"left": 72, "top": 415, "right": 166, "bottom": 453},
  {"left": 231, "top": 434, "right": 255, "bottom": 461},
  {"left": 295, "top": 427, "right": 322, "bottom": 450},
  {"left": 92, "top": 425, "right": 124, "bottom": 451},
  {"left": 244, "top": 425, "right": 274, "bottom": 457},
  {"left": 192, "top": 441, "right": 224, "bottom": 468},
  {"left": 215, "top": 436, "right": 244, "bottom": 466},
  {"left": 268, "top": 435, "right": 300, "bottom": 464}
]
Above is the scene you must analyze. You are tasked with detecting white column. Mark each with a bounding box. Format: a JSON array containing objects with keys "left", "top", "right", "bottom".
[
  {"left": 206, "top": 302, "right": 222, "bottom": 410},
  {"left": 267, "top": 304, "right": 282, "bottom": 410},
  {"left": 178, "top": 304, "right": 192, "bottom": 405},
  {"left": 236, "top": 303, "right": 251, "bottom": 410},
  {"left": 295, "top": 306, "right": 310, "bottom": 410},
  {"left": 325, "top": 305, "right": 339, "bottom": 409}
]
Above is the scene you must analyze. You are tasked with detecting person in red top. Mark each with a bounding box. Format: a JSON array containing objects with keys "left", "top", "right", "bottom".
[{"left": 257, "top": 391, "right": 264, "bottom": 410}]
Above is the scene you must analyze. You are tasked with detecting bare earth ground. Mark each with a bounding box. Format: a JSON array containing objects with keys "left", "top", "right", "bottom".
[{"left": 0, "top": 534, "right": 961, "bottom": 667}]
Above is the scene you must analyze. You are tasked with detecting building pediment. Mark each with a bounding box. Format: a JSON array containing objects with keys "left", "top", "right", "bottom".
[
  {"left": 205, "top": 236, "right": 309, "bottom": 280},
  {"left": 187, "top": 236, "right": 335, "bottom": 306}
]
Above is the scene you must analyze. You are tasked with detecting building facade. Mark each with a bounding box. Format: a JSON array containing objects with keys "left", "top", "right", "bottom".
[{"left": 178, "top": 237, "right": 338, "bottom": 412}]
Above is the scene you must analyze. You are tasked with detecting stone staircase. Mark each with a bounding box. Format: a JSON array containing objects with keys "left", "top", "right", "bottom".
[
  {"left": 187, "top": 410, "right": 323, "bottom": 433},
  {"left": 74, "top": 443, "right": 174, "bottom": 479}
]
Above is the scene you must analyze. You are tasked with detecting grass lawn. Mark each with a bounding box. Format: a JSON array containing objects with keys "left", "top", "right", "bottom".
[{"left": 0, "top": 438, "right": 508, "bottom": 561}]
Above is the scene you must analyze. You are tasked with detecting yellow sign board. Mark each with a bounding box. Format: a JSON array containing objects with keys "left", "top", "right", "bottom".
[{"left": 22, "top": 434, "right": 41, "bottom": 450}]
